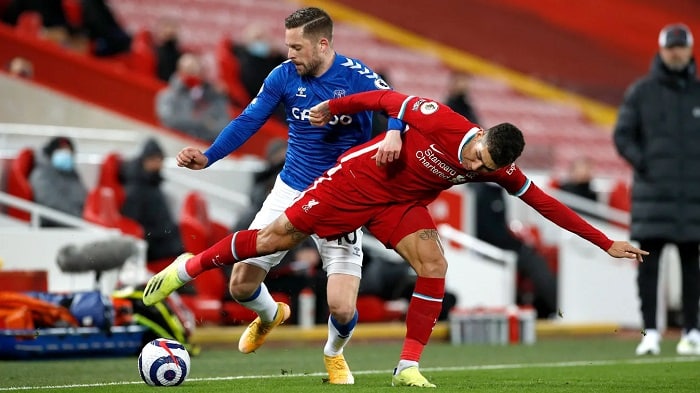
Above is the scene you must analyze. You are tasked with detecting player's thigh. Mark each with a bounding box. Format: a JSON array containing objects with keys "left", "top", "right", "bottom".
[
  {"left": 314, "top": 229, "right": 364, "bottom": 278},
  {"left": 368, "top": 204, "right": 446, "bottom": 277},
  {"left": 244, "top": 177, "right": 298, "bottom": 272}
]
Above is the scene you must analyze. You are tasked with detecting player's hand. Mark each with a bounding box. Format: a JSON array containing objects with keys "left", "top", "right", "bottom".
[
  {"left": 176, "top": 147, "right": 208, "bottom": 170},
  {"left": 371, "top": 129, "right": 402, "bottom": 166},
  {"left": 606, "top": 241, "right": 648, "bottom": 262},
  {"left": 309, "top": 100, "right": 332, "bottom": 126}
]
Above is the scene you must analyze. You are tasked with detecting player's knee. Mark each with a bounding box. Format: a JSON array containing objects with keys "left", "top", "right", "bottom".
[
  {"left": 327, "top": 301, "right": 356, "bottom": 324},
  {"left": 228, "top": 275, "right": 257, "bottom": 300},
  {"left": 417, "top": 256, "right": 447, "bottom": 277}
]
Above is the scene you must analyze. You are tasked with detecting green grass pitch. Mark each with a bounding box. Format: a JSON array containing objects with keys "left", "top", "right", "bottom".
[{"left": 1, "top": 337, "right": 699, "bottom": 392}]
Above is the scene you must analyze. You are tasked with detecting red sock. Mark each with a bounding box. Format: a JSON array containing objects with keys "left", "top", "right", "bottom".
[
  {"left": 184, "top": 230, "right": 259, "bottom": 277},
  {"left": 400, "top": 276, "right": 445, "bottom": 362}
]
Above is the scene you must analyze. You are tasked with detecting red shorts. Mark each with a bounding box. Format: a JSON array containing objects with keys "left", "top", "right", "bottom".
[{"left": 286, "top": 176, "right": 436, "bottom": 248}]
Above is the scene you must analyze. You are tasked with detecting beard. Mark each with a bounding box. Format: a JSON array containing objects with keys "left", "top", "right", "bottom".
[{"left": 295, "top": 50, "right": 323, "bottom": 77}]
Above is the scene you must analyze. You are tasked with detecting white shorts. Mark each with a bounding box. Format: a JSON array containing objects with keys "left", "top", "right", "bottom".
[{"left": 244, "top": 175, "right": 364, "bottom": 277}]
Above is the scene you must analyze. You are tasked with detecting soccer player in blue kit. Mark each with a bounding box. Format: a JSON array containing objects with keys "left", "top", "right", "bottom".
[{"left": 170, "top": 7, "right": 403, "bottom": 384}]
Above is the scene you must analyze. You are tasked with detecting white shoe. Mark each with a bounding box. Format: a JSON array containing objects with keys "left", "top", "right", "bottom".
[
  {"left": 676, "top": 329, "right": 700, "bottom": 355},
  {"left": 635, "top": 329, "right": 661, "bottom": 355}
]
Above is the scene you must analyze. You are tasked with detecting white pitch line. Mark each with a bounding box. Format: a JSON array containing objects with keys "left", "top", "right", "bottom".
[{"left": 1, "top": 356, "right": 698, "bottom": 391}]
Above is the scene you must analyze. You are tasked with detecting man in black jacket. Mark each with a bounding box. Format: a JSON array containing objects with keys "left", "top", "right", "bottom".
[
  {"left": 121, "top": 138, "right": 185, "bottom": 265},
  {"left": 613, "top": 23, "right": 700, "bottom": 356}
]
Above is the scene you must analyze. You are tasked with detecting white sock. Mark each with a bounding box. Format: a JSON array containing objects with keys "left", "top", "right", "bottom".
[
  {"left": 396, "top": 359, "right": 419, "bottom": 374},
  {"left": 324, "top": 314, "right": 356, "bottom": 356},
  {"left": 235, "top": 283, "right": 278, "bottom": 322},
  {"left": 175, "top": 259, "right": 193, "bottom": 283}
]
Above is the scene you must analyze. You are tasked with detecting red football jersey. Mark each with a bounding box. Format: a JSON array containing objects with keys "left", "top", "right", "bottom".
[{"left": 325, "top": 90, "right": 613, "bottom": 250}]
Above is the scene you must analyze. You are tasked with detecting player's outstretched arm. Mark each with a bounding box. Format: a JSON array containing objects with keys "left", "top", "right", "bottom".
[
  {"left": 606, "top": 241, "right": 648, "bottom": 262},
  {"left": 176, "top": 147, "right": 209, "bottom": 170}
]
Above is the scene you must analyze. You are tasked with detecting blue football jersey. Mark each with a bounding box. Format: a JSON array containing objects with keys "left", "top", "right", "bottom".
[{"left": 204, "top": 54, "right": 391, "bottom": 191}]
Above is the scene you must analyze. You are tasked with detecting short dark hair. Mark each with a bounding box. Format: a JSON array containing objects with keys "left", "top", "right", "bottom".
[
  {"left": 284, "top": 7, "right": 333, "bottom": 41},
  {"left": 484, "top": 122, "right": 525, "bottom": 167}
]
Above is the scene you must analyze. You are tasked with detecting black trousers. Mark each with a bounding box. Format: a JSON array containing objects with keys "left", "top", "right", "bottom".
[{"left": 637, "top": 239, "right": 700, "bottom": 332}]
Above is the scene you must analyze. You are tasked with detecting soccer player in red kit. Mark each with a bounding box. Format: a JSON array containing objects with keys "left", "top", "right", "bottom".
[{"left": 144, "top": 90, "right": 648, "bottom": 387}]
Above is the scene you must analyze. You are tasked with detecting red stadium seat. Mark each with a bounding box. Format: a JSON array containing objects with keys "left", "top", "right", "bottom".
[
  {"left": 179, "top": 191, "right": 229, "bottom": 254},
  {"left": 215, "top": 37, "right": 251, "bottom": 107},
  {"left": 129, "top": 29, "right": 157, "bottom": 77},
  {"left": 96, "top": 152, "right": 125, "bottom": 208},
  {"left": 62, "top": 0, "right": 83, "bottom": 29},
  {"left": 83, "top": 186, "right": 144, "bottom": 238},
  {"left": 6, "top": 148, "right": 35, "bottom": 221},
  {"left": 15, "top": 11, "right": 42, "bottom": 38}
]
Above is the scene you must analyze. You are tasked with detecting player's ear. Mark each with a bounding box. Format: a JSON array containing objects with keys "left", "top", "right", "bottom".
[{"left": 319, "top": 37, "right": 329, "bottom": 52}]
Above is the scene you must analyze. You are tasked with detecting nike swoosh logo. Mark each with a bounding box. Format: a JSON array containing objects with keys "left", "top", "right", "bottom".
[{"left": 429, "top": 144, "right": 444, "bottom": 154}]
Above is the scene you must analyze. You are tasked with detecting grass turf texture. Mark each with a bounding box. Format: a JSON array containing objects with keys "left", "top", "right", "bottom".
[{"left": 1, "top": 337, "right": 698, "bottom": 392}]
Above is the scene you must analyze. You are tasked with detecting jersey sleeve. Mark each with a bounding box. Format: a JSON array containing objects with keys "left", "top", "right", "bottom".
[
  {"left": 329, "top": 90, "right": 463, "bottom": 134},
  {"left": 490, "top": 165, "right": 613, "bottom": 250},
  {"left": 203, "top": 64, "right": 287, "bottom": 166}
]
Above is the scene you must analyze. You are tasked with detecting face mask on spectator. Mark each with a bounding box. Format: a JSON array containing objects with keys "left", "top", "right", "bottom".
[
  {"left": 51, "top": 149, "right": 74, "bottom": 172},
  {"left": 181, "top": 75, "right": 202, "bottom": 89},
  {"left": 247, "top": 40, "right": 270, "bottom": 57}
]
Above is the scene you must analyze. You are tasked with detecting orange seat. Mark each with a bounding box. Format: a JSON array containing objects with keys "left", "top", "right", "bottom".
[
  {"left": 83, "top": 186, "right": 144, "bottom": 238},
  {"left": 96, "top": 152, "right": 125, "bottom": 208},
  {"left": 6, "top": 148, "right": 35, "bottom": 221}
]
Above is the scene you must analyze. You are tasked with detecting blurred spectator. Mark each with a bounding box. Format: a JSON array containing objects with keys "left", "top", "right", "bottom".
[
  {"left": 445, "top": 71, "right": 481, "bottom": 123},
  {"left": 120, "top": 138, "right": 185, "bottom": 264},
  {"left": 558, "top": 157, "right": 597, "bottom": 202},
  {"left": 264, "top": 239, "right": 323, "bottom": 324},
  {"left": 29, "top": 136, "right": 87, "bottom": 227},
  {"left": 1, "top": 0, "right": 73, "bottom": 45},
  {"left": 80, "top": 0, "right": 131, "bottom": 57},
  {"left": 152, "top": 18, "right": 182, "bottom": 82},
  {"left": 470, "top": 182, "right": 558, "bottom": 318},
  {"left": 232, "top": 24, "right": 286, "bottom": 100},
  {"left": 7, "top": 56, "right": 33, "bottom": 78},
  {"left": 155, "top": 53, "right": 230, "bottom": 141}
]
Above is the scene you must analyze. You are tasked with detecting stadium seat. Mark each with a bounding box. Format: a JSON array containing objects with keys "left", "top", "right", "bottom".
[
  {"left": 179, "top": 191, "right": 229, "bottom": 254},
  {"left": 129, "top": 29, "right": 157, "bottom": 77},
  {"left": 62, "top": 0, "right": 83, "bottom": 29},
  {"left": 6, "top": 148, "right": 35, "bottom": 221},
  {"left": 15, "top": 11, "right": 42, "bottom": 38},
  {"left": 83, "top": 186, "right": 144, "bottom": 238},
  {"left": 96, "top": 152, "right": 125, "bottom": 208},
  {"left": 214, "top": 37, "right": 251, "bottom": 107}
]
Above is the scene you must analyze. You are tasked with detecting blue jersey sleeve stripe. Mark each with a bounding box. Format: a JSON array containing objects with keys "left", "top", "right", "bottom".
[
  {"left": 512, "top": 178, "right": 532, "bottom": 197},
  {"left": 397, "top": 96, "right": 415, "bottom": 120}
]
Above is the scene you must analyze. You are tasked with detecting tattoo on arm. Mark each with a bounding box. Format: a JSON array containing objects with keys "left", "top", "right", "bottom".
[{"left": 284, "top": 221, "right": 307, "bottom": 242}]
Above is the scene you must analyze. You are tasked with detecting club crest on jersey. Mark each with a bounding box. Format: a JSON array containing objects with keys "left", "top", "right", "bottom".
[
  {"left": 374, "top": 78, "right": 390, "bottom": 90},
  {"left": 420, "top": 102, "right": 439, "bottom": 115},
  {"left": 302, "top": 199, "right": 319, "bottom": 212},
  {"left": 333, "top": 89, "right": 346, "bottom": 99},
  {"left": 296, "top": 86, "right": 307, "bottom": 97}
]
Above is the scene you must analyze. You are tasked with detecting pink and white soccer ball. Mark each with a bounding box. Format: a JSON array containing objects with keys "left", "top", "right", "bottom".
[{"left": 138, "top": 338, "right": 191, "bottom": 386}]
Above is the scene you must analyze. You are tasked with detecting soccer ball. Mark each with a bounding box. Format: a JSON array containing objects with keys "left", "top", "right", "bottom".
[{"left": 138, "top": 338, "right": 191, "bottom": 386}]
